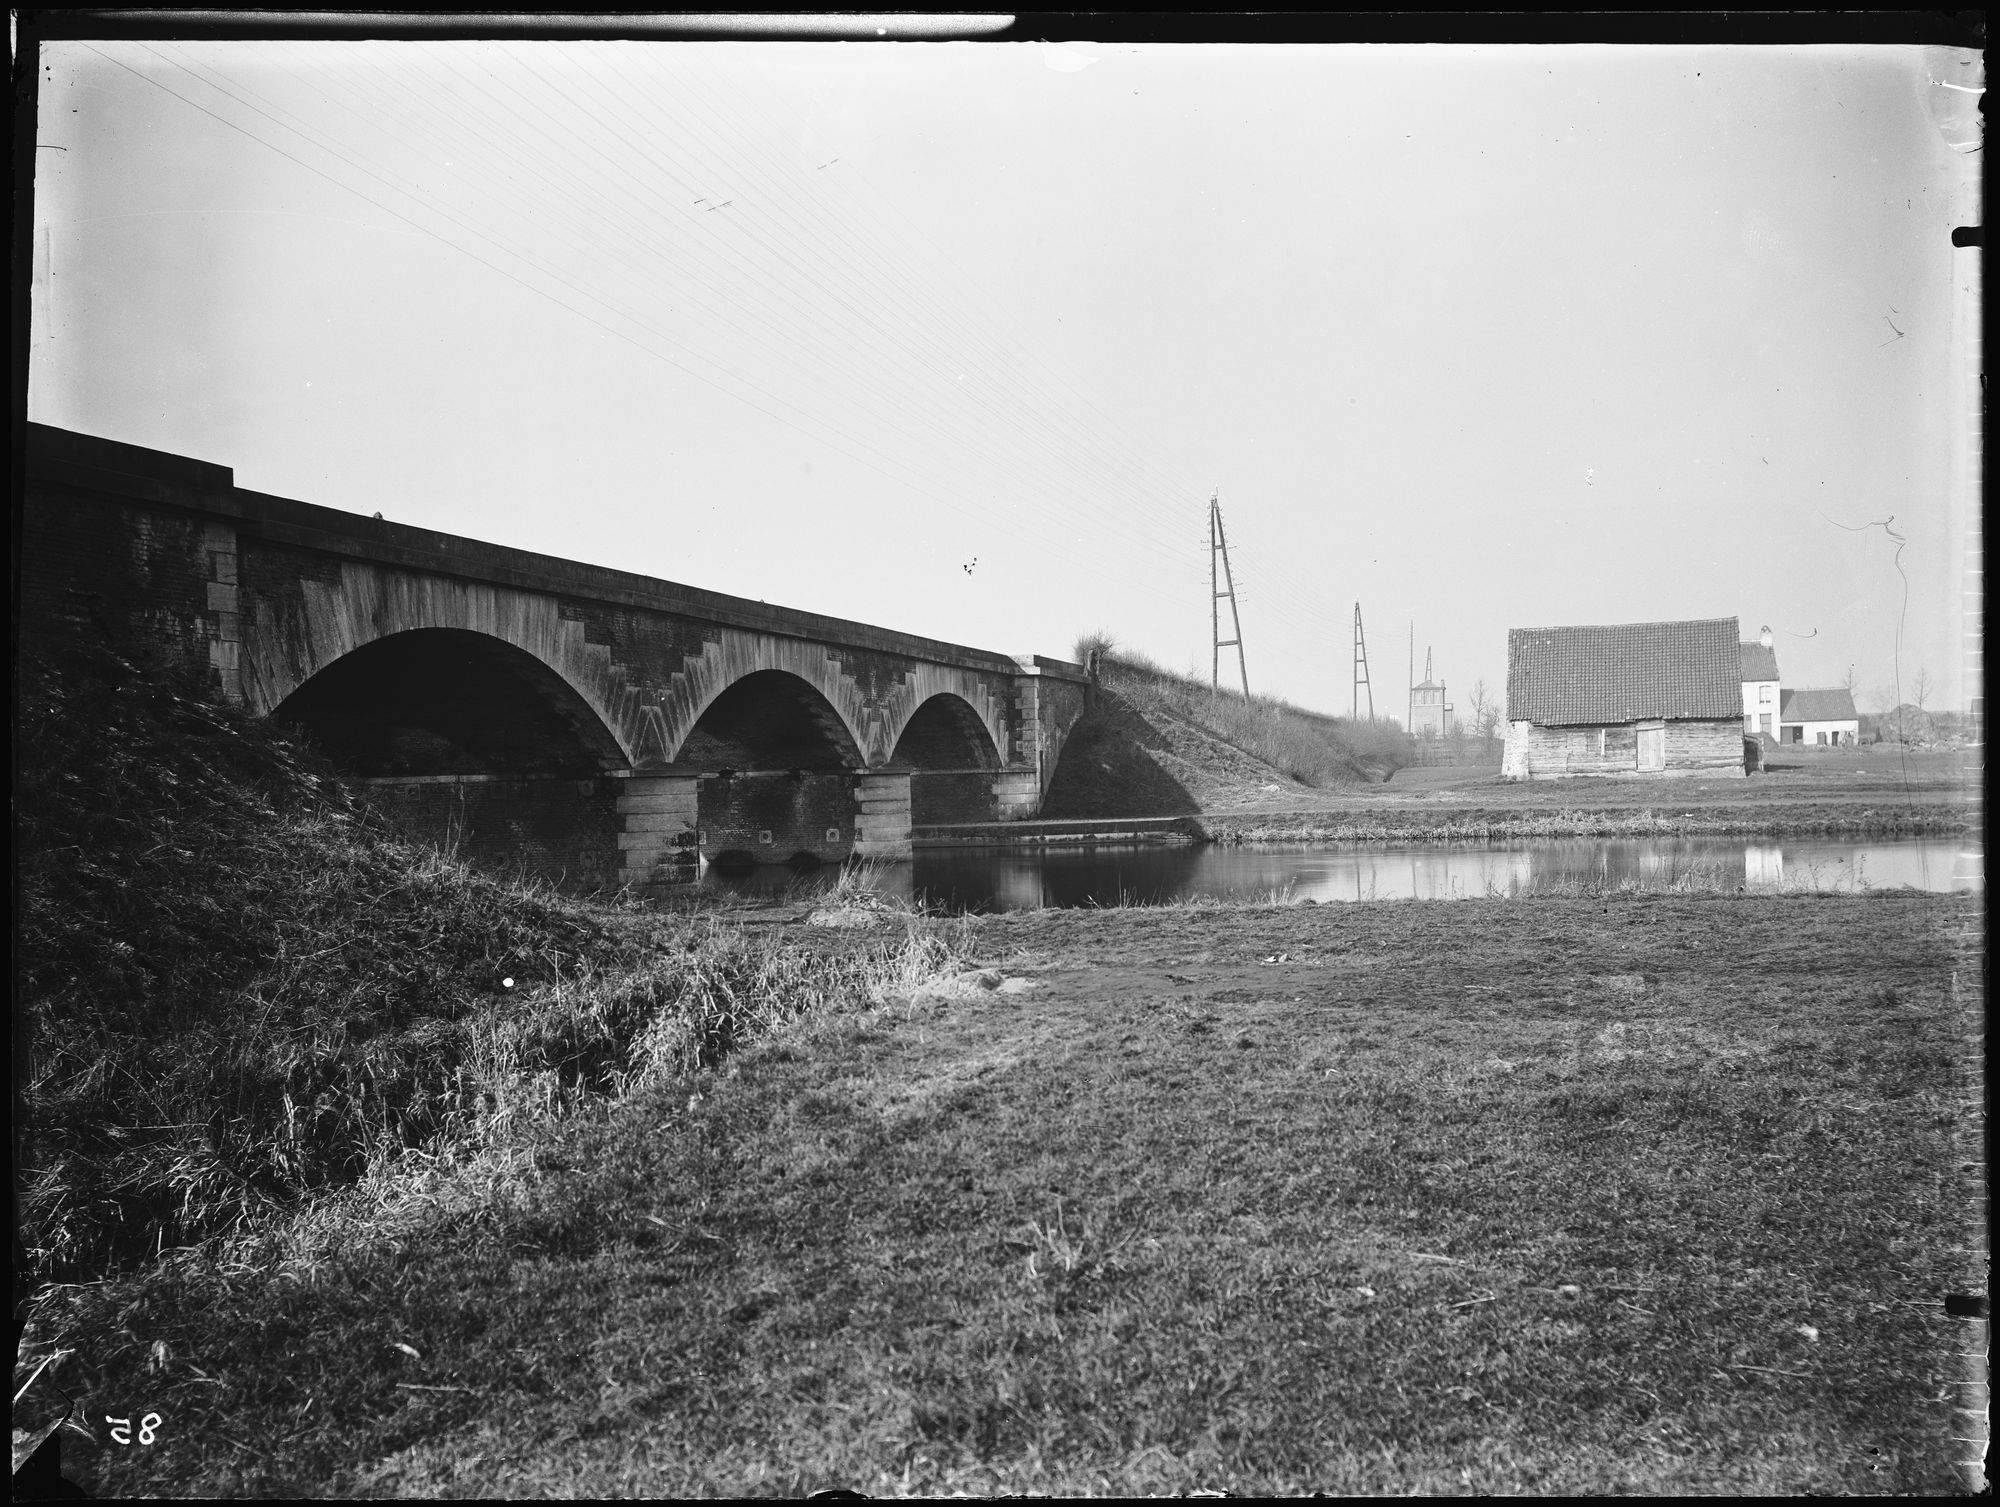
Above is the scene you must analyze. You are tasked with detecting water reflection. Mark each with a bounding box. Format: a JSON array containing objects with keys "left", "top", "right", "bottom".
[
  {"left": 693, "top": 836, "right": 1978, "bottom": 912},
  {"left": 1745, "top": 843, "right": 1784, "bottom": 888}
]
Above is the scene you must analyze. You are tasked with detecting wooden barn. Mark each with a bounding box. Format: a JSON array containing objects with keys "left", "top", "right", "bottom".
[{"left": 1502, "top": 616, "right": 1747, "bottom": 780}]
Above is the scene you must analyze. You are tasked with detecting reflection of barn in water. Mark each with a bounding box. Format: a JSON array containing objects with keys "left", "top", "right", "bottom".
[
  {"left": 1397, "top": 846, "right": 1529, "bottom": 899},
  {"left": 1745, "top": 844, "right": 1783, "bottom": 888}
]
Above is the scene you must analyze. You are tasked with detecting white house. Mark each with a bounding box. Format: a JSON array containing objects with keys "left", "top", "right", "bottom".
[
  {"left": 1740, "top": 625, "right": 1780, "bottom": 740},
  {"left": 1779, "top": 687, "right": 1861, "bottom": 746}
]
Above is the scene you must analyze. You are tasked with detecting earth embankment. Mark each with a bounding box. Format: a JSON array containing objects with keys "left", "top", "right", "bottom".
[{"left": 1041, "top": 657, "right": 1407, "bottom": 818}]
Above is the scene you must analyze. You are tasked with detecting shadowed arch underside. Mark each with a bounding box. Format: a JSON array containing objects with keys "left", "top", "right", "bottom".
[
  {"left": 675, "top": 669, "right": 865, "bottom": 771},
  {"left": 891, "top": 692, "right": 1004, "bottom": 770},
  {"left": 272, "top": 628, "right": 628, "bottom": 776},
  {"left": 246, "top": 562, "right": 651, "bottom": 765}
]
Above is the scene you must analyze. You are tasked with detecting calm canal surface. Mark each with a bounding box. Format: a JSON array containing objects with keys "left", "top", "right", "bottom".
[{"left": 699, "top": 836, "right": 1981, "bottom": 912}]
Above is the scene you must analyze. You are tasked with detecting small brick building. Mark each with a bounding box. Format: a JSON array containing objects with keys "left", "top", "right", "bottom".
[{"left": 1502, "top": 616, "right": 1747, "bottom": 780}]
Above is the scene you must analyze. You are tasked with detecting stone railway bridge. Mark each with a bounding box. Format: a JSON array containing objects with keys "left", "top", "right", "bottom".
[{"left": 23, "top": 424, "right": 1092, "bottom": 890}]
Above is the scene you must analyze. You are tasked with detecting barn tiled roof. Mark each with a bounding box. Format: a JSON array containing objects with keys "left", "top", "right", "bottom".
[
  {"left": 1740, "top": 642, "right": 1779, "bottom": 682},
  {"left": 1507, "top": 617, "right": 1742, "bottom": 725},
  {"left": 1779, "top": 686, "right": 1858, "bottom": 723}
]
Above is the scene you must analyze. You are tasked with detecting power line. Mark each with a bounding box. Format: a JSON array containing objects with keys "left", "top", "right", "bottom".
[
  {"left": 101, "top": 43, "right": 1200, "bottom": 611},
  {"left": 83, "top": 42, "right": 1373, "bottom": 658}
]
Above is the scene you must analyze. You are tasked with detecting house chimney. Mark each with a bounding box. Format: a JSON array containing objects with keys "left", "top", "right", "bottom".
[{"left": 1760, "top": 625, "right": 1773, "bottom": 649}]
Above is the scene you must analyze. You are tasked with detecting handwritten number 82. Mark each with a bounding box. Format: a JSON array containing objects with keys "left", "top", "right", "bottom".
[{"left": 106, "top": 1413, "right": 162, "bottom": 1445}]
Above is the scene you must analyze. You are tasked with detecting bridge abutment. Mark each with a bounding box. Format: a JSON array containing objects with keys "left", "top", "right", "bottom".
[
  {"left": 993, "top": 768, "right": 1043, "bottom": 821},
  {"left": 617, "top": 772, "right": 702, "bottom": 889},
  {"left": 852, "top": 771, "right": 914, "bottom": 861}
]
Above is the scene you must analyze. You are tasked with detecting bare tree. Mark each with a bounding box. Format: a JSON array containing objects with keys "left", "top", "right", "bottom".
[
  {"left": 1841, "top": 663, "right": 1862, "bottom": 700},
  {"left": 1911, "top": 665, "right": 1932, "bottom": 711},
  {"left": 1465, "top": 677, "right": 1501, "bottom": 743}
]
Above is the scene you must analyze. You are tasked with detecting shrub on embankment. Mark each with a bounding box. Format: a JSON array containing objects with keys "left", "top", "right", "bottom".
[
  {"left": 1087, "top": 643, "right": 1414, "bottom": 788},
  {"left": 16, "top": 641, "right": 959, "bottom": 1280}
]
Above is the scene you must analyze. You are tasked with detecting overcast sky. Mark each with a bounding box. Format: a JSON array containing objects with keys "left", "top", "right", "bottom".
[{"left": 29, "top": 38, "right": 1983, "bottom": 717}]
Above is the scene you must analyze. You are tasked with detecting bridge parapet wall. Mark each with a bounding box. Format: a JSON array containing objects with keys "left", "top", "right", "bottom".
[{"left": 20, "top": 431, "right": 234, "bottom": 682}]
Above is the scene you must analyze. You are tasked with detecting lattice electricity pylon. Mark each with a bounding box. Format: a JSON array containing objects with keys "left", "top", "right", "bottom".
[
  {"left": 1353, "top": 602, "right": 1375, "bottom": 722},
  {"left": 1209, "top": 492, "right": 1249, "bottom": 697}
]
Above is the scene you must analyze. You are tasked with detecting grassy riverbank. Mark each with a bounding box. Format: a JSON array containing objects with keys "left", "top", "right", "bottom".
[
  {"left": 1197, "top": 748, "right": 1979, "bottom": 842},
  {"left": 1199, "top": 800, "right": 1974, "bottom": 843},
  {"left": 25, "top": 888, "right": 1983, "bottom": 1498}
]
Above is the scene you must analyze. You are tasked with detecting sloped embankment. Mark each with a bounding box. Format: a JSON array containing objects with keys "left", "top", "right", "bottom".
[
  {"left": 14, "top": 640, "right": 964, "bottom": 1283},
  {"left": 1040, "top": 656, "right": 1408, "bottom": 818}
]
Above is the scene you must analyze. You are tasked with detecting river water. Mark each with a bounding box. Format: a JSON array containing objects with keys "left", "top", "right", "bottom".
[{"left": 698, "top": 835, "right": 1981, "bottom": 912}]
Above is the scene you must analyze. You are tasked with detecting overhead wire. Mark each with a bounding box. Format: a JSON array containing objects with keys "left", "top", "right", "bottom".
[
  {"left": 514, "top": 46, "right": 1181, "bottom": 553},
  {"left": 88, "top": 42, "right": 1358, "bottom": 644},
  {"left": 663, "top": 53, "right": 1216, "bottom": 511},
  {"left": 108, "top": 40, "right": 1163, "bottom": 591},
  {"left": 292, "top": 37, "right": 1062, "bottom": 494},
  {"left": 625, "top": 49, "right": 1212, "bottom": 550},
  {"left": 378, "top": 38, "right": 1212, "bottom": 603},
  {"left": 563, "top": 45, "right": 1218, "bottom": 585},
  {"left": 458, "top": 46, "right": 1264, "bottom": 623},
  {"left": 661, "top": 56, "right": 1356, "bottom": 648}
]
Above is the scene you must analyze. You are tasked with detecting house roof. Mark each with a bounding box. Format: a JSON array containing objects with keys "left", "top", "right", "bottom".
[
  {"left": 1506, "top": 617, "right": 1742, "bottom": 725},
  {"left": 1740, "top": 642, "right": 1780, "bottom": 682},
  {"left": 1779, "top": 686, "right": 1859, "bottom": 723}
]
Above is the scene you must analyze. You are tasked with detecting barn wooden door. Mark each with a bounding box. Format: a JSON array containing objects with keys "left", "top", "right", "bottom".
[{"left": 1636, "top": 726, "right": 1665, "bottom": 771}]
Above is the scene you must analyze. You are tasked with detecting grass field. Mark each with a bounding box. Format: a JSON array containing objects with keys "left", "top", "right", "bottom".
[{"left": 25, "top": 889, "right": 1984, "bottom": 1498}]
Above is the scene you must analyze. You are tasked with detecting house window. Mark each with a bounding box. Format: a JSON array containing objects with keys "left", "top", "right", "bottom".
[{"left": 1759, "top": 685, "right": 1773, "bottom": 704}]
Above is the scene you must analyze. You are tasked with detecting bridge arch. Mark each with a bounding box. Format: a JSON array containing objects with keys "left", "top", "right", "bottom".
[
  {"left": 890, "top": 691, "right": 1004, "bottom": 770},
  {"left": 272, "top": 627, "right": 628, "bottom": 775},
  {"left": 245, "top": 562, "right": 650, "bottom": 767},
  {"left": 674, "top": 668, "right": 866, "bottom": 771},
  {"left": 878, "top": 665, "right": 1011, "bottom": 771},
  {"left": 646, "top": 634, "right": 873, "bottom": 768}
]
